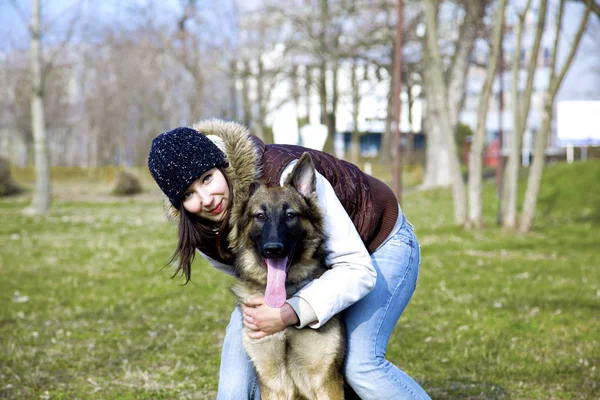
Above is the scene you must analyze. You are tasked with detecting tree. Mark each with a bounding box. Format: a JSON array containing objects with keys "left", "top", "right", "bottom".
[
  {"left": 422, "top": 0, "right": 488, "bottom": 190},
  {"left": 468, "top": 0, "right": 508, "bottom": 228},
  {"left": 392, "top": 0, "right": 404, "bottom": 200},
  {"left": 422, "top": 0, "right": 489, "bottom": 224},
  {"left": 501, "top": 0, "right": 548, "bottom": 230},
  {"left": 349, "top": 59, "right": 361, "bottom": 164},
  {"left": 29, "top": 0, "right": 51, "bottom": 214},
  {"left": 423, "top": 0, "right": 468, "bottom": 224},
  {"left": 519, "top": 0, "right": 592, "bottom": 232},
  {"left": 6, "top": 0, "right": 82, "bottom": 212}
]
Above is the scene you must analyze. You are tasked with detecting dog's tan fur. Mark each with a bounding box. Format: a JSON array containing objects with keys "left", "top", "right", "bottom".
[{"left": 230, "top": 154, "right": 345, "bottom": 400}]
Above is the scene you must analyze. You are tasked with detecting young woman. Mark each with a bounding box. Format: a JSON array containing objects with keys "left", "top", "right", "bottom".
[{"left": 148, "top": 119, "right": 430, "bottom": 400}]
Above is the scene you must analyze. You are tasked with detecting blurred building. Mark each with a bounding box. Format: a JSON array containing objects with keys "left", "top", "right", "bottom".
[{"left": 232, "top": 0, "right": 425, "bottom": 158}]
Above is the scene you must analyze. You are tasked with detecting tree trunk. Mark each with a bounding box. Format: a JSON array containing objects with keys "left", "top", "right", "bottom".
[
  {"left": 422, "top": 80, "right": 453, "bottom": 188},
  {"left": 290, "top": 65, "right": 300, "bottom": 117},
  {"left": 255, "top": 58, "right": 264, "bottom": 141},
  {"left": 392, "top": 0, "right": 404, "bottom": 201},
  {"left": 404, "top": 81, "right": 414, "bottom": 166},
  {"left": 242, "top": 61, "right": 252, "bottom": 128},
  {"left": 30, "top": 0, "right": 51, "bottom": 214},
  {"left": 422, "top": 1, "right": 484, "bottom": 189},
  {"left": 229, "top": 60, "right": 238, "bottom": 121},
  {"left": 447, "top": 1, "right": 486, "bottom": 129},
  {"left": 318, "top": 60, "right": 328, "bottom": 133},
  {"left": 519, "top": 96, "right": 551, "bottom": 232},
  {"left": 323, "top": 62, "right": 338, "bottom": 154},
  {"left": 423, "top": 0, "right": 467, "bottom": 224},
  {"left": 468, "top": 0, "right": 507, "bottom": 228},
  {"left": 380, "top": 60, "right": 393, "bottom": 165},
  {"left": 305, "top": 66, "right": 312, "bottom": 124},
  {"left": 502, "top": 0, "right": 547, "bottom": 230},
  {"left": 350, "top": 62, "right": 360, "bottom": 164},
  {"left": 421, "top": 45, "right": 453, "bottom": 189}
]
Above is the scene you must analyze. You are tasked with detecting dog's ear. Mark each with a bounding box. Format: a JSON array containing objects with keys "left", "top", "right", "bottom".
[{"left": 285, "top": 152, "right": 316, "bottom": 198}]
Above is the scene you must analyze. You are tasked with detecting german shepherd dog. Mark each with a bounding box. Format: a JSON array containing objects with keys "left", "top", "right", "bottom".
[{"left": 230, "top": 153, "right": 345, "bottom": 399}]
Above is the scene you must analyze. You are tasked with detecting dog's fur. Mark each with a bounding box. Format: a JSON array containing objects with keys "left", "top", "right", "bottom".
[{"left": 230, "top": 153, "right": 345, "bottom": 400}]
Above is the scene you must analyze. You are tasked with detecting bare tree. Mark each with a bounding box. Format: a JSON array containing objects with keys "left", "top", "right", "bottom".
[
  {"left": 5, "top": 0, "right": 83, "bottom": 212},
  {"left": 392, "top": 0, "right": 404, "bottom": 200},
  {"left": 29, "top": 0, "right": 50, "bottom": 214},
  {"left": 424, "top": 0, "right": 484, "bottom": 225},
  {"left": 468, "top": 0, "right": 508, "bottom": 228},
  {"left": 501, "top": 0, "right": 548, "bottom": 230},
  {"left": 421, "top": 0, "right": 488, "bottom": 190},
  {"left": 236, "top": 4, "right": 294, "bottom": 143},
  {"left": 266, "top": 0, "right": 363, "bottom": 152},
  {"left": 519, "top": 0, "right": 592, "bottom": 232}
]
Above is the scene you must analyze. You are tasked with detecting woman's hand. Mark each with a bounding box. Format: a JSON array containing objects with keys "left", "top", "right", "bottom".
[{"left": 241, "top": 297, "right": 299, "bottom": 339}]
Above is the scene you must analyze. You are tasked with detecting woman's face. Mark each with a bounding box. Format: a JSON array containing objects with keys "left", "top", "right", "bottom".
[{"left": 182, "top": 168, "right": 230, "bottom": 222}]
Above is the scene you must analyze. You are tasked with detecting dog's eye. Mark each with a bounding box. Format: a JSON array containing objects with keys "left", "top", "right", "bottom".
[
  {"left": 254, "top": 212, "right": 266, "bottom": 221},
  {"left": 285, "top": 211, "right": 297, "bottom": 220}
]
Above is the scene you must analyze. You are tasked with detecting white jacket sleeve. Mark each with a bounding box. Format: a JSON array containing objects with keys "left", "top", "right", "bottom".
[{"left": 281, "top": 160, "right": 377, "bottom": 328}]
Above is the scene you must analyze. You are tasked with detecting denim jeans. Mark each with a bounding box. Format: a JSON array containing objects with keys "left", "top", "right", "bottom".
[{"left": 216, "top": 215, "right": 430, "bottom": 400}]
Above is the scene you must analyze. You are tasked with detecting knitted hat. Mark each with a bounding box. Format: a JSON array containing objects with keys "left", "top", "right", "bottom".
[{"left": 148, "top": 127, "right": 227, "bottom": 208}]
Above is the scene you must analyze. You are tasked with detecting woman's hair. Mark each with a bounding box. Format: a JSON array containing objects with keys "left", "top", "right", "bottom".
[{"left": 168, "top": 166, "right": 233, "bottom": 283}]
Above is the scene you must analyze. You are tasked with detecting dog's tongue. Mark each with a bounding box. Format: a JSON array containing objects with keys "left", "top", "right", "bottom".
[{"left": 264, "top": 258, "right": 287, "bottom": 308}]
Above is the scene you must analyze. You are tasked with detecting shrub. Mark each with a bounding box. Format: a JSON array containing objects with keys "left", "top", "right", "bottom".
[
  {"left": 0, "top": 157, "right": 24, "bottom": 196},
  {"left": 112, "top": 170, "right": 142, "bottom": 196}
]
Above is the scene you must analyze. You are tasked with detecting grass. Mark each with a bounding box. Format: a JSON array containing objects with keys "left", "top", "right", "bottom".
[{"left": 1, "top": 161, "right": 599, "bottom": 399}]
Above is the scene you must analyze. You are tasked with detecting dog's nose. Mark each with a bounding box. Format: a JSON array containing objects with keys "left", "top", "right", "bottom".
[{"left": 263, "top": 243, "right": 284, "bottom": 258}]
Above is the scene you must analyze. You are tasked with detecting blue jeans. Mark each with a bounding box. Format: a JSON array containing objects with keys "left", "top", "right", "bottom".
[{"left": 217, "top": 216, "right": 430, "bottom": 400}]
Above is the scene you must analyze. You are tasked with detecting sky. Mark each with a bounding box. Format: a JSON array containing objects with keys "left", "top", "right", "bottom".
[{"left": 0, "top": 0, "right": 235, "bottom": 51}]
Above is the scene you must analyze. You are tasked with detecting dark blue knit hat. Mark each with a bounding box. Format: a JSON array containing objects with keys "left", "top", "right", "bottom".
[{"left": 148, "top": 127, "right": 227, "bottom": 208}]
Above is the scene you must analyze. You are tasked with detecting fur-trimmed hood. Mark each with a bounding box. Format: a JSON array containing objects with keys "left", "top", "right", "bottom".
[{"left": 162, "top": 119, "right": 263, "bottom": 231}]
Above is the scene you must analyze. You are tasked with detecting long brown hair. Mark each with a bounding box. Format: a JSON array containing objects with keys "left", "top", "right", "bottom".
[{"left": 168, "top": 166, "right": 234, "bottom": 283}]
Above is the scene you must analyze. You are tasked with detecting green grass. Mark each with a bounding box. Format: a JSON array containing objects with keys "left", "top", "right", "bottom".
[{"left": 1, "top": 161, "right": 599, "bottom": 399}]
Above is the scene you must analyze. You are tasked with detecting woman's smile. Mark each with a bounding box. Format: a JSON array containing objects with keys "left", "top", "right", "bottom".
[{"left": 209, "top": 200, "right": 224, "bottom": 215}]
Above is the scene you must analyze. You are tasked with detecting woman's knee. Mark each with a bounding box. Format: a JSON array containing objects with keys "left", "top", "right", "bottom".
[{"left": 344, "top": 349, "right": 385, "bottom": 380}]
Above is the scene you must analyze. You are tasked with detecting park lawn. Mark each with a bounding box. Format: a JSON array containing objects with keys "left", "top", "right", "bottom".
[{"left": 1, "top": 160, "right": 599, "bottom": 399}]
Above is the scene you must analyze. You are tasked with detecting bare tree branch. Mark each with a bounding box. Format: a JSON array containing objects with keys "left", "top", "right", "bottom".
[
  {"left": 550, "top": 0, "right": 592, "bottom": 95},
  {"left": 42, "top": 5, "right": 82, "bottom": 80},
  {"left": 468, "top": 0, "right": 507, "bottom": 228},
  {"left": 517, "top": 0, "right": 547, "bottom": 133},
  {"left": 8, "top": 0, "right": 28, "bottom": 25},
  {"left": 41, "top": 0, "right": 85, "bottom": 32},
  {"left": 519, "top": 0, "right": 592, "bottom": 232},
  {"left": 568, "top": 0, "right": 600, "bottom": 18},
  {"left": 549, "top": 0, "right": 565, "bottom": 77}
]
